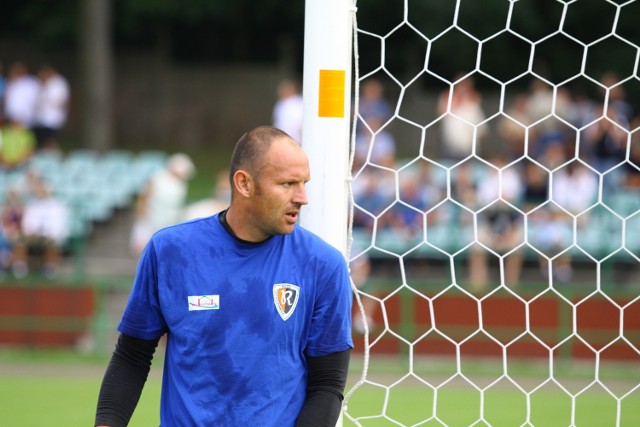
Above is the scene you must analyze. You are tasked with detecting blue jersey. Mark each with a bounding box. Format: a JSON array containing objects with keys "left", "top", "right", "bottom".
[{"left": 118, "top": 213, "right": 354, "bottom": 426}]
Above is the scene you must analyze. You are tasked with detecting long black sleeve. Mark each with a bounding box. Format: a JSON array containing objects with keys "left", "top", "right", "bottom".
[
  {"left": 95, "top": 333, "right": 160, "bottom": 427},
  {"left": 295, "top": 349, "right": 351, "bottom": 427}
]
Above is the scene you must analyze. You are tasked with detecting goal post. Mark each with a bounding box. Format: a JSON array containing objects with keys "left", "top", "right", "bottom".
[
  {"left": 301, "top": 2, "right": 357, "bottom": 425},
  {"left": 300, "top": 0, "right": 356, "bottom": 255}
]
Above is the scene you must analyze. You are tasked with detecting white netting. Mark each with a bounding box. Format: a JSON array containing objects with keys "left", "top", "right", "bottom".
[{"left": 344, "top": 1, "right": 640, "bottom": 426}]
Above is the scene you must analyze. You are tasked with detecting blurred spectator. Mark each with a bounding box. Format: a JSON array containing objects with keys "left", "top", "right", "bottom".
[
  {"left": 582, "top": 73, "right": 635, "bottom": 174},
  {"left": 527, "top": 207, "right": 573, "bottom": 282},
  {"left": 541, "top": 160, "right": 598, "bottom": 283},
  {"left": 527, "top": 79, "right": 575, "bottom": 130},
  {"left": 526, "top": 79, "right": 554, "bottom": 126},
  {"left": 468, "top": 156, "right": 524, "bottom": 290},
  {"left": 623, "top": 135, "right": 640, "bottom": 191},
  {"left": 437, "top": 75, "right": 487, "bottom": 160},
  {"left": 350, "top": 251, "right": 379, "bottom": 335},
  {"left": 602, "top": 72, "right": 636, "bottom": 126},
  {"left": 553, "top": 161, "right": 598, "bottom": 216},
  {"left": 130, "top": 153, "right": 195, "bottom": 255},
  {"left": 12, "top": 177, "right": 70, "bottom": 278},
  {"left": 0, "top": 62, "right": 5, "bottom": 123},
  {"left": 580, "top": 109, "right": 627, "bottom": 173},
  {"left": 358, "top": 78, "right": 393, "bottom": 132},
  {"left": 354, "top": 115, "right": 397, "bottom": 170},
  {"left": 33, "top": 63, "right": 70, "bottom": 151},
  {"left": 386, "top": 177, "right": 426, "bottom": 239},
  {"left": 0, "top": 187, "right": 25, "bottom": 274},
  {"left": 519, "top": 159, "right": 570, "bottom": 282},
  {"left": 3, "top": 61, "right": 40, "bottom": 128},
  {"left": 526, "top": 81, "right": 573, "bottom": 159},
  {"left": 0, "top": 120, "right": 36, "bottom": 171},
  {"left": 450, "top": 161, "right": 477, "bottom": 210},
  {"left": 182, "top": 168, "right": 231, "bottom": 221},
  {"left": 528, "top": 142, "right": 574, "bottom": 275},
  {"left": 536, "top": 137, "right": 571, "bottom": 171},
  {"left": 352, "top": 167, "right": 395, "bottom": 232},
  {"left": 498, "top": 93, "right": 529, "bottom": 160},
  {"left": 272, "top": 78, "right": 303, "bottom": 143},
  {"left": 520, "top": 161, "right": 549, "bottom": 211},
  {"left": 567, "top": 87, "right": 598, "bottom": 130},
  {"left": 386, "top": 166, "right": 442, "bottom": 240}
]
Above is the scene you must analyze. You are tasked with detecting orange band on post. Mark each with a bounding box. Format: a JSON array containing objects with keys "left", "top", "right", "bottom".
[{"left": 318, "top": 69, "right": 345, "bottom": 118}]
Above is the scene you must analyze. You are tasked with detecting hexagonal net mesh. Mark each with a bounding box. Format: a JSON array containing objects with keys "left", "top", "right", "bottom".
[{"left": 344, "top": 1, "right": 640, "bottom": 426}]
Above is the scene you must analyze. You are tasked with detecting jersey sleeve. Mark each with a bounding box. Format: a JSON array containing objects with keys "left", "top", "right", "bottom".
[
  {"left": 305, "top": 252, "right": 354, "bottom": 357},
  {"left": 117, "top": 240, "right": 168, "bottom": 340}
]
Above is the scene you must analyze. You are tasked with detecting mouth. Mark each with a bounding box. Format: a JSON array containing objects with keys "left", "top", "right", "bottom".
[{"left": 286, "top": 210, "right": 299, "bottom": 222}]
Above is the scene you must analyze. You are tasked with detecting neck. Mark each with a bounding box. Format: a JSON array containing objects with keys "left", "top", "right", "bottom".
[{"left": 220, "top": 208, "right": 269, "bottom": 244}]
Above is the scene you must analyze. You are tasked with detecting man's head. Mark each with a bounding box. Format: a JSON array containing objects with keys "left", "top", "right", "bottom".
[{"left": 227, "top": 126, "right": 310, "bottom": 241}]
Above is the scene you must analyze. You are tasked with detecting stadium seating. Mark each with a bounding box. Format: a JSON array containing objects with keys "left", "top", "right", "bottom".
[
  {"left": 0, "top": 149, "right": 168, "bottom": 250},
  {"left": 352, "top": 157, "right": 640, "bottom": 268}
]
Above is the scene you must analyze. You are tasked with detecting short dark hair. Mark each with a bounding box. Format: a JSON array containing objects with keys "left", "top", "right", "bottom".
[{"left": 229, "top": 126, "right": 292, "bottom": 192}]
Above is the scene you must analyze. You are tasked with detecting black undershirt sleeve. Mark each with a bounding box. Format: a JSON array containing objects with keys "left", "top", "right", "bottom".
[
  {"left": 295, "top": 349, "right": 351, "bottom": 427},
  {"left": 95, "top": 333, "right": 160, "bottom": 427}
]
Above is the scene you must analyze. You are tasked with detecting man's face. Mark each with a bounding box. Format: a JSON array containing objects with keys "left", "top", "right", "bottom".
[{"left": 249, "top": 138, "right": 310, "bottom": 238}]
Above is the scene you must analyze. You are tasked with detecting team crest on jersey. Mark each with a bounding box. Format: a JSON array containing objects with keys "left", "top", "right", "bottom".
[{"left": 273, "top": 283, "right": 300, "bottom": 321}]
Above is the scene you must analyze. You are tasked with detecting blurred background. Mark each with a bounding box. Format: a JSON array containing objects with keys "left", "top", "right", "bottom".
[
  {"left": 0, "top": 1, "right": 639, "bottom": 425},
  {"left": 0, "top": 0, "right": 304, "bottom": 298},
  {"left": 0, "top": 0, "right": 637, "bottom": 348},
  {"left": 0, "top": 0, "right": 305, "bottom": 156}
]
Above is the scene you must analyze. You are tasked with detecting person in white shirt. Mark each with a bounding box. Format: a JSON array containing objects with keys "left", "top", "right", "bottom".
[
  {"left": 11, "top": 177, "right": 69, "bottom": 278},
  {"left": 272, "top": 78, "right": 304, "bottom": 143},
  {"left": 33, "top": 63, "right": 70, "bottom": 150},
  {"left": 469, "top": 156, "right": 525, "bottom": 290},
  {"left": 4, "top": 62, "right": 40, "bottom": 128},
  {"left": 130, "top": 153, "right": 196, "bottom": 255}
]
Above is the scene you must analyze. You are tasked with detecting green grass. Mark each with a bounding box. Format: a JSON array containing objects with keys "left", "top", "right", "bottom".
[
  {"left": 1, "top": 349, "right": 639, "bottom": 426},
  {"left": 0, "top": 376, "right": 161, "bottom": 426},
  {"left": 343, "top": 382, "right": 640, "bottom": 426},
  {"left": 342, "top": 356, "right": 640, "bottom": 426}
]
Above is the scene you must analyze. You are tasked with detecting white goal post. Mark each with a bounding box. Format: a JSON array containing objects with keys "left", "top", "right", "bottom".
[
  {"left": 300, "top": 0, "right": 356, "bottom": 255},
  {"left": 300, "top": 1, "right": 357, "bottom": 426}
]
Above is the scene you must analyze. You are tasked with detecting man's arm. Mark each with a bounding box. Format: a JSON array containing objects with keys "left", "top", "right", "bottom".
[
  {"left": 295, "top": 349, "right": 351, "bottom": 427},
  {"left": 95, "top": 333, "right": 160, "bottom": 427}
]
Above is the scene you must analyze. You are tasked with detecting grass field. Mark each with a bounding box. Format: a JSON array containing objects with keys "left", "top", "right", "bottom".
[
  {"left": 343, "top": 382, "right": 640, "bottom": 426},
  {"left": 1, "top": 349, "right": 638, "bottom": 426}
]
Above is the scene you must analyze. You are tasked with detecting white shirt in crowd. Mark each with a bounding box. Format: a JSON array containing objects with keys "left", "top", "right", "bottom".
[
  {"left": 34, "top": 73, "right": 70, "bottom": 129},
  {"left": 22, "top": 196, "right": 70, "bottom": 245},
  {"left": 4, "top": 74, "right": 40, "bottom": 126}
]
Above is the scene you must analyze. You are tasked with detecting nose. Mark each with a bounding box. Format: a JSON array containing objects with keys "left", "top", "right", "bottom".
[{"left": 293, "top": 183, "right": 308, "bottom": 206}]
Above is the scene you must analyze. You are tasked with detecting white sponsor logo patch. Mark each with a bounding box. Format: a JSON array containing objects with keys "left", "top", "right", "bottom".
[{"left": 188, "top": 295, "right": 220, "bottom": 311}]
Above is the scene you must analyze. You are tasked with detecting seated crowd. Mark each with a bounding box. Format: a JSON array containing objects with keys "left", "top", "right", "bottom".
[
  {"left": 0, "top": 172, "right": 69, "bottom": 278},
  {"left": 352, "top": 74, "right": 640, "bottom": 289},
  {"left": 0, "top": 149, "right": 168, "bottom": 279}
]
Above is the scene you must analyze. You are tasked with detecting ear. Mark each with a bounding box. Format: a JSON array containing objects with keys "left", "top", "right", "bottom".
[{"left": 233, "top": 170, "right": 253, "bottom": 198}]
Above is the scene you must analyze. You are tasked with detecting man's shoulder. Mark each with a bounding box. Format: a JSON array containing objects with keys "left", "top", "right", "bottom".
[
  {"left": 291, "top": 226, "right": 345, "bottom": 260},
  {"left": 153, "top": 216, "right": 216, "bottom": 242}
]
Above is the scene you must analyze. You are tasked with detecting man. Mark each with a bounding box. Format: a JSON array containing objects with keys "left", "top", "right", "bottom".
[
  {"left": 0, "top": 120, "right": 36, "bottom": 170},
  {"left": 32, "top": 63, "right": 70, "bottom": 150},
  {"left": 272, "top": 78, "right": 304, "bottom": 143},
  {"left": 130, "top": 152, "right": 195, "bottom": 255},
  {"left": 95, "top": 126, "right": 354, "bottom": 426},
  {"left": 3, "top": 61, "right": 40, "bottom": 128},
  {"left": 12, "top": 176, "right": 69, "bottom": 278}
]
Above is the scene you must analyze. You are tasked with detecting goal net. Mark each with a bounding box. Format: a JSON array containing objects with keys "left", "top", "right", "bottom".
[{"left": 344, "top": 1, "right": 640, "bottom": 426}]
